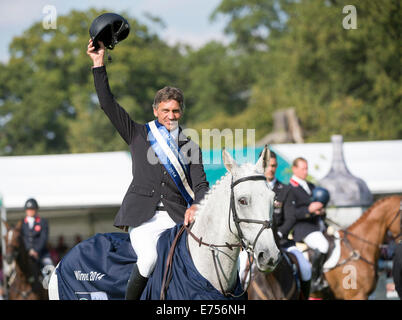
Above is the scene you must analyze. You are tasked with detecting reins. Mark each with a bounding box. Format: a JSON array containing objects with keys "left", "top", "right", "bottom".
[
  {"left": 332, "top": 199, "right": 402, "bottom": 268},
  {"left": 184, "top": 224, "right": 242, "bottom": 250}
]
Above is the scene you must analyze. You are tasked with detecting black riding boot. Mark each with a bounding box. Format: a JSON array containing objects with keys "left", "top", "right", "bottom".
[
  {"left": 300, "top": 280, "right": 311, "bottom": 299},
  {"left": 310, "top": 250, "right": 326, "bottom": 293},
  {"left": 125, "top": 263, "right": 149, "bottom": 300}
]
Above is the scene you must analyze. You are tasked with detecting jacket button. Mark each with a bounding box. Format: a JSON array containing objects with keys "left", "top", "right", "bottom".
[
  {"left": 161, "top": 182, "right": 165, "bottom": 186},
  {"left": 163, "top": 171, "right": 167, "bottom": 175},
  {"left": 160, "top": 195, "right": 164, "bottom": 199}
]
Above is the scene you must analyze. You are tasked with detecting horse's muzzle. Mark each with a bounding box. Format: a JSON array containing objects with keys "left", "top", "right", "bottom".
[
  {"left": 256, "top": 250, "right": 281, "bottom": 272},
  {"left": 5, "top": 253, "right": 14, "bottom": 265}
]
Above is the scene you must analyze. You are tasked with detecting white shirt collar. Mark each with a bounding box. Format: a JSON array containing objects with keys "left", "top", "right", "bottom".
[
  {"left": 268, "top": 178, "right": 277, "bottom": 190},
  {"left": 170, "top": 127, "right": 179, "bottom": 143},
  {"left": 291, "top": 175, "right": 311, "bottom": 195},
  {"left": 26, "top": 216, "right": 35, "bottom": 229}
]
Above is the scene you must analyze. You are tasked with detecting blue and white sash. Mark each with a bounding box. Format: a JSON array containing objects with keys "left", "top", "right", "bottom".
[{"left": 146, "top": 120, "right": 194, "bottom": 206}]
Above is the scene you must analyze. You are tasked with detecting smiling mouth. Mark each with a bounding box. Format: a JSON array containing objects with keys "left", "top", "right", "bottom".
[{"left": 166, "top": 120, "right": 178, "bottom": 127}]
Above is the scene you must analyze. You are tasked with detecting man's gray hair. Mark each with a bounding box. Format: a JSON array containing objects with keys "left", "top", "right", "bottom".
[{"left": 152, "top": 86, "right": 185, "bottom": 111}]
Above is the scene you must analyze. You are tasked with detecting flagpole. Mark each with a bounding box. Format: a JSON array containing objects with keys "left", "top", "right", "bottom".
[{"left": 0, "top": 195, "right": 8, "bottom": 299}]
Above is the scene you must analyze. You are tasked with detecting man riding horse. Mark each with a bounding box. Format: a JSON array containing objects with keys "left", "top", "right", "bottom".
[
  {"left": 288, "top": 157, "right": 329, "bottom": 293},
  {"left": 264, "top": 151, "right": 312, "bottom": 298},
  {"left": 87, "top": 39, "right": 209, "bottom": 300}
]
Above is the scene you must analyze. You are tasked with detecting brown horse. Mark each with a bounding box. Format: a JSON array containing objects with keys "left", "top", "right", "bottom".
[
  {"left": 247, "top": 251, "right": 305, "bottom": 300},
  {"left": 320, "top": 195, "right": 402, "bottom": 300},
  {"left": 3, "top": 220, "right": 48, "bottom": 300}
]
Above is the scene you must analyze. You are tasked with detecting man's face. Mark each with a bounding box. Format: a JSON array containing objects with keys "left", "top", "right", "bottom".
[
  {"left": 264, "top": 158, "right": 278, "bottom": 182},
  {"left": 153, "top": 100, "right": 182, "bottom": 131},
  {"left": 25, "top": 209, "right": 37, "bottom": 217},
  {"left": 292, "top": 160, "right": 308, "bottom": 180}
]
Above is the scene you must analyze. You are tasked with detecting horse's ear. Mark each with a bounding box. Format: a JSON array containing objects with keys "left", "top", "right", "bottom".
[
  {"left": 15, "top": 220, "right": 23, "bottom": 230},
  {"left": 222, "top": 148, "right": 239, "bottom": 174},
  {"left": 255, "top": 145, "right": 271, "bottom": 174}
]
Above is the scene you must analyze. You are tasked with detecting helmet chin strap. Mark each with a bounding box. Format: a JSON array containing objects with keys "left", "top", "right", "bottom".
[
  {"left": 106, "top": 49, "right": 112, "bottom": 63},
  {"left": 104, "top": 20, "right": 128, "bottom": 63}
]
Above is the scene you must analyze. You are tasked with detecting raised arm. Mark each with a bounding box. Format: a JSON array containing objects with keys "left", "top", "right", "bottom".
[{"left": 87, "top": 39, "right": 135, "bottom": 145}]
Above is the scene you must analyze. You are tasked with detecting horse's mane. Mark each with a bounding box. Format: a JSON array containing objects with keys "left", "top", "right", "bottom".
[
  {"left": 196, "top": 163, "right": 262, "bottom": 210},
  {"left": 346, "top": 195, "right": 401, "bottom": 230},
  {"left": 197, "top": 171, "right": 232, "bottom": 210}
]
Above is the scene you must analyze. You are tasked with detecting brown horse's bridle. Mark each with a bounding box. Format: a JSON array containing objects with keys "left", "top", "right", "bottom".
[
  {"left": 388, "top": 200, "right": 402, "bottom": 243},
  {"left": 4, "top": 227, "right": 42, "bottom": 299},
  {"left": 336, "top": 200, "right": 402, "bottom": 268}
]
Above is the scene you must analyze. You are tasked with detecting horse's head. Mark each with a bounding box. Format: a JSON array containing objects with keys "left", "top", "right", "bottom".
[
  {"left": 222, "top": 146, "right": 281, "bottom": 272},
  {"left": 3, "top": 220, "right": 22, "bottom": 265}
]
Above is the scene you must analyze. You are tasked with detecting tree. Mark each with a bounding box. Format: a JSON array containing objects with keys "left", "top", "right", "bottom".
[
  {"left": 180, "top": 41, "right": 252, "bottom": 125},
  {"left": 0, "top": 9, "right": 184, "bottom": 155},
  {"left": 209, "top": 0, "right": 402, "bottom": 142}
]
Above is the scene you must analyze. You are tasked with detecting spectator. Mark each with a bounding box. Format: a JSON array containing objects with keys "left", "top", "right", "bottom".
[{"left": 56, "top": 235, "right": 68, "bottom": 261}]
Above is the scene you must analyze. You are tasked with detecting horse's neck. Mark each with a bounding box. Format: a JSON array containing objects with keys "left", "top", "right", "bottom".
[
  {"left": 191, "top": 173, "right": 236, "bottom": 244},
  {"left": 16, "top": 238, "right": 35, "bottom": 278},
  {"left": 345, "top": 200, "right": 393, "bottom": 261},
  {"left": 188, "top": 173, "right": 240, "bottom": 293},
  {"left": 348, "top": 201, "right": 391, "bottom": 244}
]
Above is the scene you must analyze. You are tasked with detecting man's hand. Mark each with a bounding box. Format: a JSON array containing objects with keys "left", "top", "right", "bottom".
[
  {"left": 29, "top": 249, "right": 39, "bottom": 260},
  {"left": 184, "top": 204, "right": 198, "bottom": 226},
  {"left": 308, "top": 201, "right": 324, "bottom": 215},
  {"left": 87, "top": 39, "right": 105, "bottom": 67}
]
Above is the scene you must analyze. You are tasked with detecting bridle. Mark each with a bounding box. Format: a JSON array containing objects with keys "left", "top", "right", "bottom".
[
  {"left": 229, "top": 175, "right": 274, "bottom": 253},
  {"left": 3, "top": 227, "right": 42, "bottom": 299},
  {"left": 4, "top": 229, "right": 18, "bottom": 264},
  {"left": 185, "top": 174, "right": 274, "bottom": 251},
  {"left": 334, "top": 199, "right": 402, "bottom": 268},
  {"left": 175, "top": 174, "right": 275, "bottom": 298},
  {"left": 387, "top": 200, "right": 402, "bottom": 243}
]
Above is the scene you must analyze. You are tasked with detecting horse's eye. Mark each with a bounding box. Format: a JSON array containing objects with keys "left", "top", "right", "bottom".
[{"left": 238, "top": 198, "right": 248, "bottom": 206}]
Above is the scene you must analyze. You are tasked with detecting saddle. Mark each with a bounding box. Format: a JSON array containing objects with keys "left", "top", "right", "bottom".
[
  {"left": 284, "top": 251, "right": 303, "bottom": 297},
  {"left": 295, "top": 231, "right": 336, "bottom": 266},
  {"left": 295, "top": 232, "right": 338, "bottom": 293},
  {"left": 285, "top": 251, "right": 301, "bottom": 278}
]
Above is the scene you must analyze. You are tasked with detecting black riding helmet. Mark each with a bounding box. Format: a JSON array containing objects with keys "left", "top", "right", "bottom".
[
  {"left": 311, "top": 187, "right": 330, "bottom": 207},
  {"left": 25, "top": 198, "right": 39, "bottom": 210},
  {"left": 89, "top": 13, "right": 130, "bottom": 50}
]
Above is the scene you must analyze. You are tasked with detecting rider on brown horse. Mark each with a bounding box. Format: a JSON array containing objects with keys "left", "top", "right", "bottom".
[{"left": 21, "top": 199, "right": 53, "bottom": 278}]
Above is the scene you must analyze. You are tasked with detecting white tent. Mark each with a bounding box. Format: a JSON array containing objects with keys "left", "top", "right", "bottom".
[
  {"left": 0, "top": 151, "right": 132, "bottom": 210},
  {"left": 272, "top": 139, "right": 402, "bottom": 196},
  {"left": 0, "top": 140, "right": 401, "bottom": 244},
  {"left": 0, "top": 151, "right": 133, "bottom": 244},
  {"left": 0, "top": 140, "right": 401, "bottom": 211}
]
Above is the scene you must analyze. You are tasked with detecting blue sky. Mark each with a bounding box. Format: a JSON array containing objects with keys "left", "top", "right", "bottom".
[{"left": 0, "top": 0, "right": 229, "bottom": 62}]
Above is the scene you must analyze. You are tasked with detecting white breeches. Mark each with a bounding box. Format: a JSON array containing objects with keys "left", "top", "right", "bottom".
[
  {"left": 303, "top": 231, "right": 329, "bottom": 254},
  {"left": 285, "top": 246, "right": 311, "bottom": 281},
  {"left": 41, "top": 256, "right": 53, "bottom": 267},
  {"left": 128, "top": 210, "right": 176, "bottom": 278}
]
